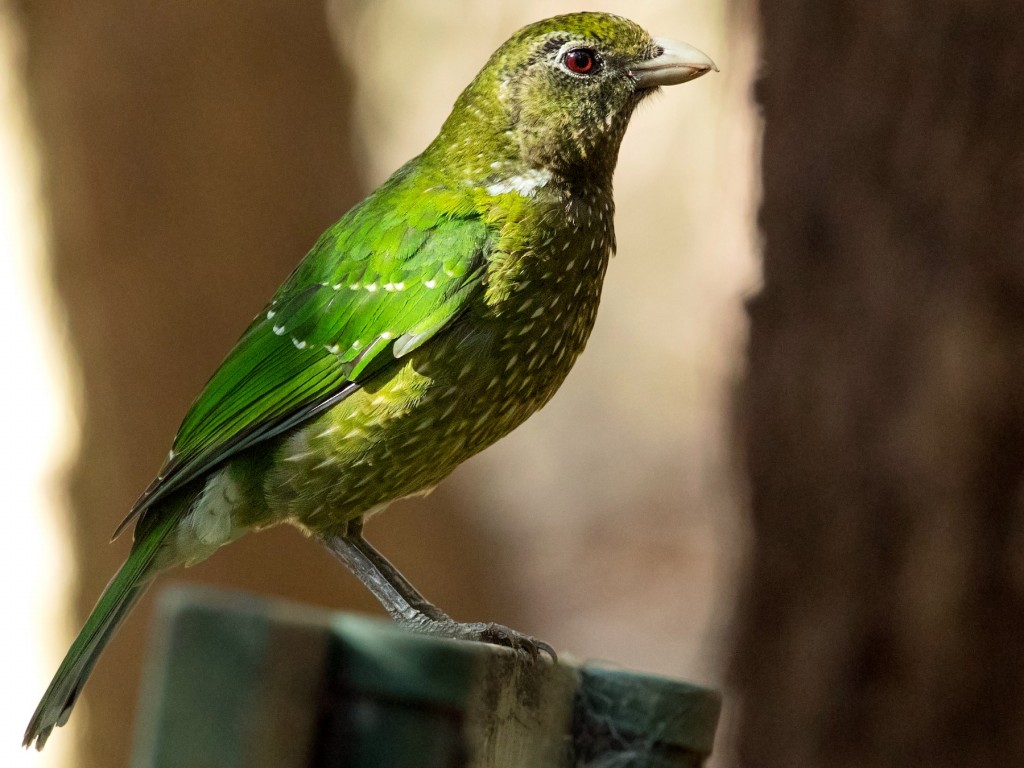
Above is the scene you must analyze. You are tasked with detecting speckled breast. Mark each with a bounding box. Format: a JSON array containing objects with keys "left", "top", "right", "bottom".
[{"left": 269, "top": 190, "right": 615, "bottom": 535}]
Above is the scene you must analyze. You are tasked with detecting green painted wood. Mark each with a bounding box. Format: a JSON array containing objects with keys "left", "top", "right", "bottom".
[{"left": 131, "top": 587, "right": 720, "bottom": 768}]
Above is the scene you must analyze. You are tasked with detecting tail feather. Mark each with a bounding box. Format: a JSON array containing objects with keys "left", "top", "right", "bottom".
[
  {"left": 26, "top": 585, "right": 145, "bottom": 749},
  {"left": 24, "top": 511, "right": 178, "bottom": 750}
]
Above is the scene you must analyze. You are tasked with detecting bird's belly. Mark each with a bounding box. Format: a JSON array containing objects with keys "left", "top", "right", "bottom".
[{"left": 263, "top": 297, "right": 598, "bottom": 536}]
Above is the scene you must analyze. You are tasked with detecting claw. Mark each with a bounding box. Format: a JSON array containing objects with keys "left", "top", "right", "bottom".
[
  {"left": 394, "top": 612, "right": 557, "bottom": 662},
  {"left": 480, "top": 622, "right": 557, "bottom": 662},
  {"left": 534, "top": 638, "right": 558, "bottom": 662}
]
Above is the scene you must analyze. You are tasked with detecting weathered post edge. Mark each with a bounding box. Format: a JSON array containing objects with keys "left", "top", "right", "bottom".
[{"left": 130, "top": 586, "right": 721, "bottom": 768}]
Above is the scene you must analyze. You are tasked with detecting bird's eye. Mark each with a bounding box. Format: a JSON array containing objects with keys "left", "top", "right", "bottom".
[{"left": 562, "top": 48, "right": 598, "bottom": 75}]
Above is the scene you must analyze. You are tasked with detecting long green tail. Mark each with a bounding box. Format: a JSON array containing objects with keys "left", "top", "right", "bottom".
[{"left": 24, "top": 510, "right": 178, "bottom": 750}]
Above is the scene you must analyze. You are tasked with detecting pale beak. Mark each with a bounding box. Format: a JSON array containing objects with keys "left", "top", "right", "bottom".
[{"left": 630, "top": 37, "right": 718, "bottom": 88}]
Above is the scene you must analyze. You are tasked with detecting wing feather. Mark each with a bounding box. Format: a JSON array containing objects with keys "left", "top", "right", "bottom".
[{"left": 116, "top": 184, "right": 493, "bottom": 538}]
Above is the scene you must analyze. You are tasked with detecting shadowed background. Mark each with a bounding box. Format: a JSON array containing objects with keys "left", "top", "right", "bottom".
[{"left": 2, "top": 2, "right": 756, "bottom": 767}]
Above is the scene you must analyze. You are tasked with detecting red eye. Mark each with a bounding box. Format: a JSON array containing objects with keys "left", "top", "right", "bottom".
[{"left": 563, "top": 48, "right": 597, "bottom": 75}]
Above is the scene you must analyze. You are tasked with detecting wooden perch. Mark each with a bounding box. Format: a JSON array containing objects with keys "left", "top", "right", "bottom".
[{"left": 130, "top": 587, "right": 720, "bottom": 768}]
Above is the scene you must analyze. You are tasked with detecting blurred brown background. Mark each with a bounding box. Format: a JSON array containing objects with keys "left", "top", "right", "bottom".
[{"left": 4, "top": 2, "right": 753, "bottom": 767}]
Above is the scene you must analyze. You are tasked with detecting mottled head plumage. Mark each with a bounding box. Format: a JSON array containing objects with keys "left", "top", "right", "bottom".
[{"left": 426, "top": 13, "right": 665, "bottom": 186}]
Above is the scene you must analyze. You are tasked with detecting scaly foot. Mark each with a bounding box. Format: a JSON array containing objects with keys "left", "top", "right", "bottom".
[{"left": 397, "top": 612, "right": 557, "bottom": 661}]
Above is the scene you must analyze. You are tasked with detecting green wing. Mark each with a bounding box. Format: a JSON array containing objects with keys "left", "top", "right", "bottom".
[{"left": 117, "top": 181, "right": 493, "bottom": 536}]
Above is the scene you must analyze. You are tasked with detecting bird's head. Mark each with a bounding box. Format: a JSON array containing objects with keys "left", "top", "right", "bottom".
[{"left": 426, "top": 13, "right": 716, "bottom": 188}]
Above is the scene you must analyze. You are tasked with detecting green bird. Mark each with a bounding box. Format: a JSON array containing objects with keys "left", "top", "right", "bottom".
[{"left": 25, "top": 12, "right": 715, "bottom": 749}]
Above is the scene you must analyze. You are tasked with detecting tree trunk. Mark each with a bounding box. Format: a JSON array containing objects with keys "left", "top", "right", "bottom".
[{"left": 733, "top": 2, "right": 1024, "bottom": 766}]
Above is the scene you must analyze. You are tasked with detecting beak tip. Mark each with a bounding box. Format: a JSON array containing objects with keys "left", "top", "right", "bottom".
[{"left": 633, "top": 37, "right": 718, "bottom": 88}]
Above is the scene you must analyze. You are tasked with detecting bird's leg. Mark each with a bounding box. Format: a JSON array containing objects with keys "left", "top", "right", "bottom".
[
  {"left": 331, "top": 518, "right": 446, "bottom": 620},
  {"left": 322, "top": 521, "right": 556, "bottom": 661}
]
